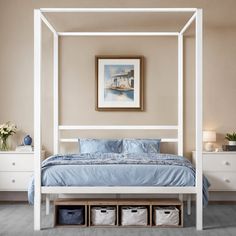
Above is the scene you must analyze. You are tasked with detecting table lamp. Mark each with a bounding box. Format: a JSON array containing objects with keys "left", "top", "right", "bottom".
[{"left": 203, "top": 131, "right": 216, "bottom": 152}]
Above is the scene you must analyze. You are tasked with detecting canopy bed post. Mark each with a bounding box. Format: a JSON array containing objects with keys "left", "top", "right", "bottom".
[
  {"left": 179, "top": 10, "right": 199, "bottom": 218},
  {"left": 45, "top": 27, "right": 60, "bottom": 218},
  {"left": 178, "top": 34, "right": 184, "bottom": 157},
  {"left": 34, "top": 9, "right": 42, "bottom": 231},
  {"left": 178, "top": 33, "right": 184, "bottom": 204},
  {"left": 53, "top": 33, "right": 59, "bottom": 154},
  {"left": 44, "top": 18, "right": 59, "bottom": 218},
  {"left": 195, "top": 9, "right": 203, "bottom": 231}
]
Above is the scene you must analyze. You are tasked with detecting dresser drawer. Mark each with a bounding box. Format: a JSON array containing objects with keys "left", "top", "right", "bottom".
[
  {"left": 203, "top": 154, "right": 236, "bottom": 171},
  {"left": 0, "top": 156, "right": 34, "bottom": 171},
  {"left": 0, "top": 172, "right": 33, "bottom": 191},
  {"left": 205, "top": 172, "right": 236, "bottom": 191}
]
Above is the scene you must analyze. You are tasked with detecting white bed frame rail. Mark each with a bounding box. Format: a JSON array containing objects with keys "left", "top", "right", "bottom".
[
  {"left": 34, "top": 8, "right": 203, "bottom": 230},
  {"left": 59, "top": 125, "right": 179, "bottom": 144}
]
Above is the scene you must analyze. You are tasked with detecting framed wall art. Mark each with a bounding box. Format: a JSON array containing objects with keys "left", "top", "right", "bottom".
[{"left": 96, "top": 56, "right": 144, "bottom": 111}]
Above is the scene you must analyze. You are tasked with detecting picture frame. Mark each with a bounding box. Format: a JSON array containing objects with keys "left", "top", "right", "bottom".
[{"left": 95, "top": 56, "right": 144, "bottom": 111}]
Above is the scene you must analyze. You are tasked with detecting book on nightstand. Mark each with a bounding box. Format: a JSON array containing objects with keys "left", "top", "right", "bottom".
[
  {"left": 15, "top": 145, "right": 33, "bottom": 152},
  {"left": 222, "top": 145, "right": 236, "bottom": 151}
]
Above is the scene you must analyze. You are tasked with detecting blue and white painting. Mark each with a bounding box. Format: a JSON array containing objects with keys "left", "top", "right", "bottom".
[
  {"left": 104, "top": 65, "right": 134, "bottom": 102},
  {"left": 97, "top": 57, "right": 143, "bottom": 110}
]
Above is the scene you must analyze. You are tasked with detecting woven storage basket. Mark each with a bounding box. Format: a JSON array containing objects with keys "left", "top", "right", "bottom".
[
  {"left": 154, "top": 207, "right": 179, "bottom": 226},
  {"left": 91, "top": 207, "right": 116, "bottom": 226},
  {"left": 58, "top": 207, "right": 84, "bottom": 225},
  {"left": 121, "top": 206, "right": 148, "bottom": 226}
]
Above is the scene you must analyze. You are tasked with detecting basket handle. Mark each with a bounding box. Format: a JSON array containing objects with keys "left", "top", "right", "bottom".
[
  {"left": 164, "top": 211, "right": 170, "bottom": 214},
  {"left": 67, "top": 211, "right": 75, "bottom": 215}
]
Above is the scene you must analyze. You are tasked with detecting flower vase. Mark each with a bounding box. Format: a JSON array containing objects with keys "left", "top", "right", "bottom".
[{"left": 0, "top": 138, "right": 9, "bottom": 151}]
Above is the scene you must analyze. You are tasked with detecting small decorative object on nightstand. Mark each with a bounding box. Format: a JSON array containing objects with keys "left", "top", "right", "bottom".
[
  {"left": 223, "top": 132, "right": 236, "bottom": 151},
  {"left": 225, "top": 132, "right": 236, "bottom": 146},
  {"left": 15, "top": 145, "right": 33, "bottom": 152},
  {"left": 203, "top": 131, "right": 216, "bottom": 152},
  {"left": 24, "top": 135, "right": 32, "bottom": 146}
]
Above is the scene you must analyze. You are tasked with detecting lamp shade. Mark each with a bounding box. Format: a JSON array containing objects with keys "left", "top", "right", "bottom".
[{"left": 203, "top": 131, "right": 216, "bottom": 142}]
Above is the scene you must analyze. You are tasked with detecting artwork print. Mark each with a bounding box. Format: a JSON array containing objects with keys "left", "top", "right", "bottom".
[
  {"left": 104, "top": 64, "right": 134, "bottom": 102},
  {"left": 96, "top": 56, "right": 143, "bottom": 111}
]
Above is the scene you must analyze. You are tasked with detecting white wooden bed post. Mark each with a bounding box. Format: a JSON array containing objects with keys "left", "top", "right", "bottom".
[
  {"left": 34, "top": 9, "right": 42, "bottom": 231},
  {"left": 178, "top": 34, "right": 183, "bottom": 157},
  {"left": 179, "top": 11, "right": 197, "bottom": 217},
  {"left": 195, "top": 9, "right": 203, "bottom": 231},
  {"left": 34, "top": 8, "right": 59, "bottom": 224},
  {"left": 45, "top": 36, "right": 59, "bottom": 217},
  {"left": 45, "top": 22, "right": 59, "bottom": 217},
  {"left": 177, "top": 31, "right": 184, "bottom": 205},
  {"left": 53, "top": 33, "right": 59, "bottom": 155}
]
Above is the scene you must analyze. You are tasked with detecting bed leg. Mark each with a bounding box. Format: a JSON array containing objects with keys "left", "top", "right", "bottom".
[
  {"left": 187, "top": 194, "right": 191, "bottom": 215},
  {"left": 34, "top": 190, "right": 41, "bottom": 230},
  {"left": 196, "top": 192, "right": 203, "bottom": 230},
  {"left": 46, "top": 195, "right": 50, "bottom": 215},
  {"left": 179, "top": 194, "right": 184, "bottom": 202}
]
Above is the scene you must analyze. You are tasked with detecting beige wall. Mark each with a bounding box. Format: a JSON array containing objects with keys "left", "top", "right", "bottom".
[
  {"left": 59, "top": 36, "right": 179, "bottom": 154},
  {"left": 0, "top": 0, "right": 236, "bottom": 158}
]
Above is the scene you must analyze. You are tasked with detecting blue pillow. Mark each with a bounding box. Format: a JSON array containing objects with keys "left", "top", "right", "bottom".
[
  {"left": 122, "top": 138, "right": 161, "bottom": 154},
  {"left": 79, "top": 138, "right": 122, "bottom": 154}
]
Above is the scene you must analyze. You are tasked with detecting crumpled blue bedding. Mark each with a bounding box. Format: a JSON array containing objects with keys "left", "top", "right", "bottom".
[{"left": 28, "top": 153, "right": 210, "bottom": 205}]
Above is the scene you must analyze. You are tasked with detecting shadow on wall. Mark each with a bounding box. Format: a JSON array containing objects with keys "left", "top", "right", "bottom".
[{"left": 8, "top": 130, "right": 27, "bottom": 150}]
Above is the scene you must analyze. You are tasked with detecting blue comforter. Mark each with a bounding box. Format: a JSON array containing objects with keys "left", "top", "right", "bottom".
[{"left": 28, "top": 153, "right": 209, "bottom": 205}]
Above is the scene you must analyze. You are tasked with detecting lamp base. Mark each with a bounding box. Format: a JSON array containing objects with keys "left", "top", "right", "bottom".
[{"left": 204, "top": 142, "right": 214, "bottom": 152}]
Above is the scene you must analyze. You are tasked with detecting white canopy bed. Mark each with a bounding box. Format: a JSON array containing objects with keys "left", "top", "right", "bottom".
[{"left": 34, "top": 8, "right": 203, "bottom": 230}]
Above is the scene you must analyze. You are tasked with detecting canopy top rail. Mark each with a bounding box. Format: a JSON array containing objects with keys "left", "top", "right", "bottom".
[
  {"left": 40, "top": 8, "right": 197, "bottom": 13},
  {"left": 39, "top": 8, "right": 197, "bottom": 35}
]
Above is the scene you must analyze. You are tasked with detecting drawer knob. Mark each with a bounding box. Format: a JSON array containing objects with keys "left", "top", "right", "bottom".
[
  {"left": 223, "top": 161, "right": 230, "bottom": 166},
  {"left": 12, "top": 179, "right": 15, "bottom": 183},
  {"left": 12, "top": 162, "right": 15, "bottom": 166},
  {"left": 224, "top": 179, "right": 230, "bottom": 183}
]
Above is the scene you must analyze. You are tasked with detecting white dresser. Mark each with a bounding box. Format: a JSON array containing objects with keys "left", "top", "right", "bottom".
[
  {"left": 192, "top": 151, "right": 236, "bottom": 191},
  {"left": 0, "top": 151, "right": 45, "bottom": 191}
]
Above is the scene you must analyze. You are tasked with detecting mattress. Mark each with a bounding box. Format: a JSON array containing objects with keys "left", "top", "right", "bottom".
[{"left": 28, "top": 153, "right": 210, "bottom": 205}]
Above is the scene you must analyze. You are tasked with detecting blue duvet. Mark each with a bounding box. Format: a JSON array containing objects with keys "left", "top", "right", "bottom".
[{"left": 28, "top": 153, "right": 209, "bottom": 205}]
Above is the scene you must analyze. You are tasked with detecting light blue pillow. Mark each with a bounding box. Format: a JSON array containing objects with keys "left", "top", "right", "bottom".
[
  {"left": 79, "top": 138, "right": 123, "bottom": 154},
  {"left": 122, "top": 138, "right": 161, "bottom": 154}
]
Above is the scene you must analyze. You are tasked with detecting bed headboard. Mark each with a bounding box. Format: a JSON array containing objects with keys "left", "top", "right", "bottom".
[{"left": 57, "top": 125, "right": 183, "bottom": 155}]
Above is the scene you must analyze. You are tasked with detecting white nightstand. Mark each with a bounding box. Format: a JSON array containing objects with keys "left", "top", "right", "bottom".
[
  {"left": 192, "top": 151, "right": 236, "bottom": 191},
  {"left": 0, "top": 151, "right": 45, "bottom": 191}
]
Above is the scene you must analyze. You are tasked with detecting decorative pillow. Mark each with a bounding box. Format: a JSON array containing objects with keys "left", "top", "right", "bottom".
[
  {"left": 79, "top": 138, "right": 123, "bottom": 154},
  {"left": 122, "top": 138, "right": 161, "bottom": 154}
]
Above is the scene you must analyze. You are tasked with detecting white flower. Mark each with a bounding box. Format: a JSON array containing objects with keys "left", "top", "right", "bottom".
[{"left": 0, "top": 122, "right": 17, "bottom": 139}]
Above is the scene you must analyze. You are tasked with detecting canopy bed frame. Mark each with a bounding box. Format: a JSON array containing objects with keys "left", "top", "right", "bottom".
[{"left": 34, "top": 8, "right": 203, "bottom": 230}]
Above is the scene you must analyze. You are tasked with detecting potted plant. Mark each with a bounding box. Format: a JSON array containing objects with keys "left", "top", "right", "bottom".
[
  {"left": 0, "top": 122, "right": 17, "bottom": 151},
  {"left": 225, "top": 132, "right": 236, "bottom": 146}
]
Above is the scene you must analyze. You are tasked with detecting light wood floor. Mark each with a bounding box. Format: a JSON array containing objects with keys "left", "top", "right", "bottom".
[{"left": 0, "top": 203, "right": 236, "bottom": 236}]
